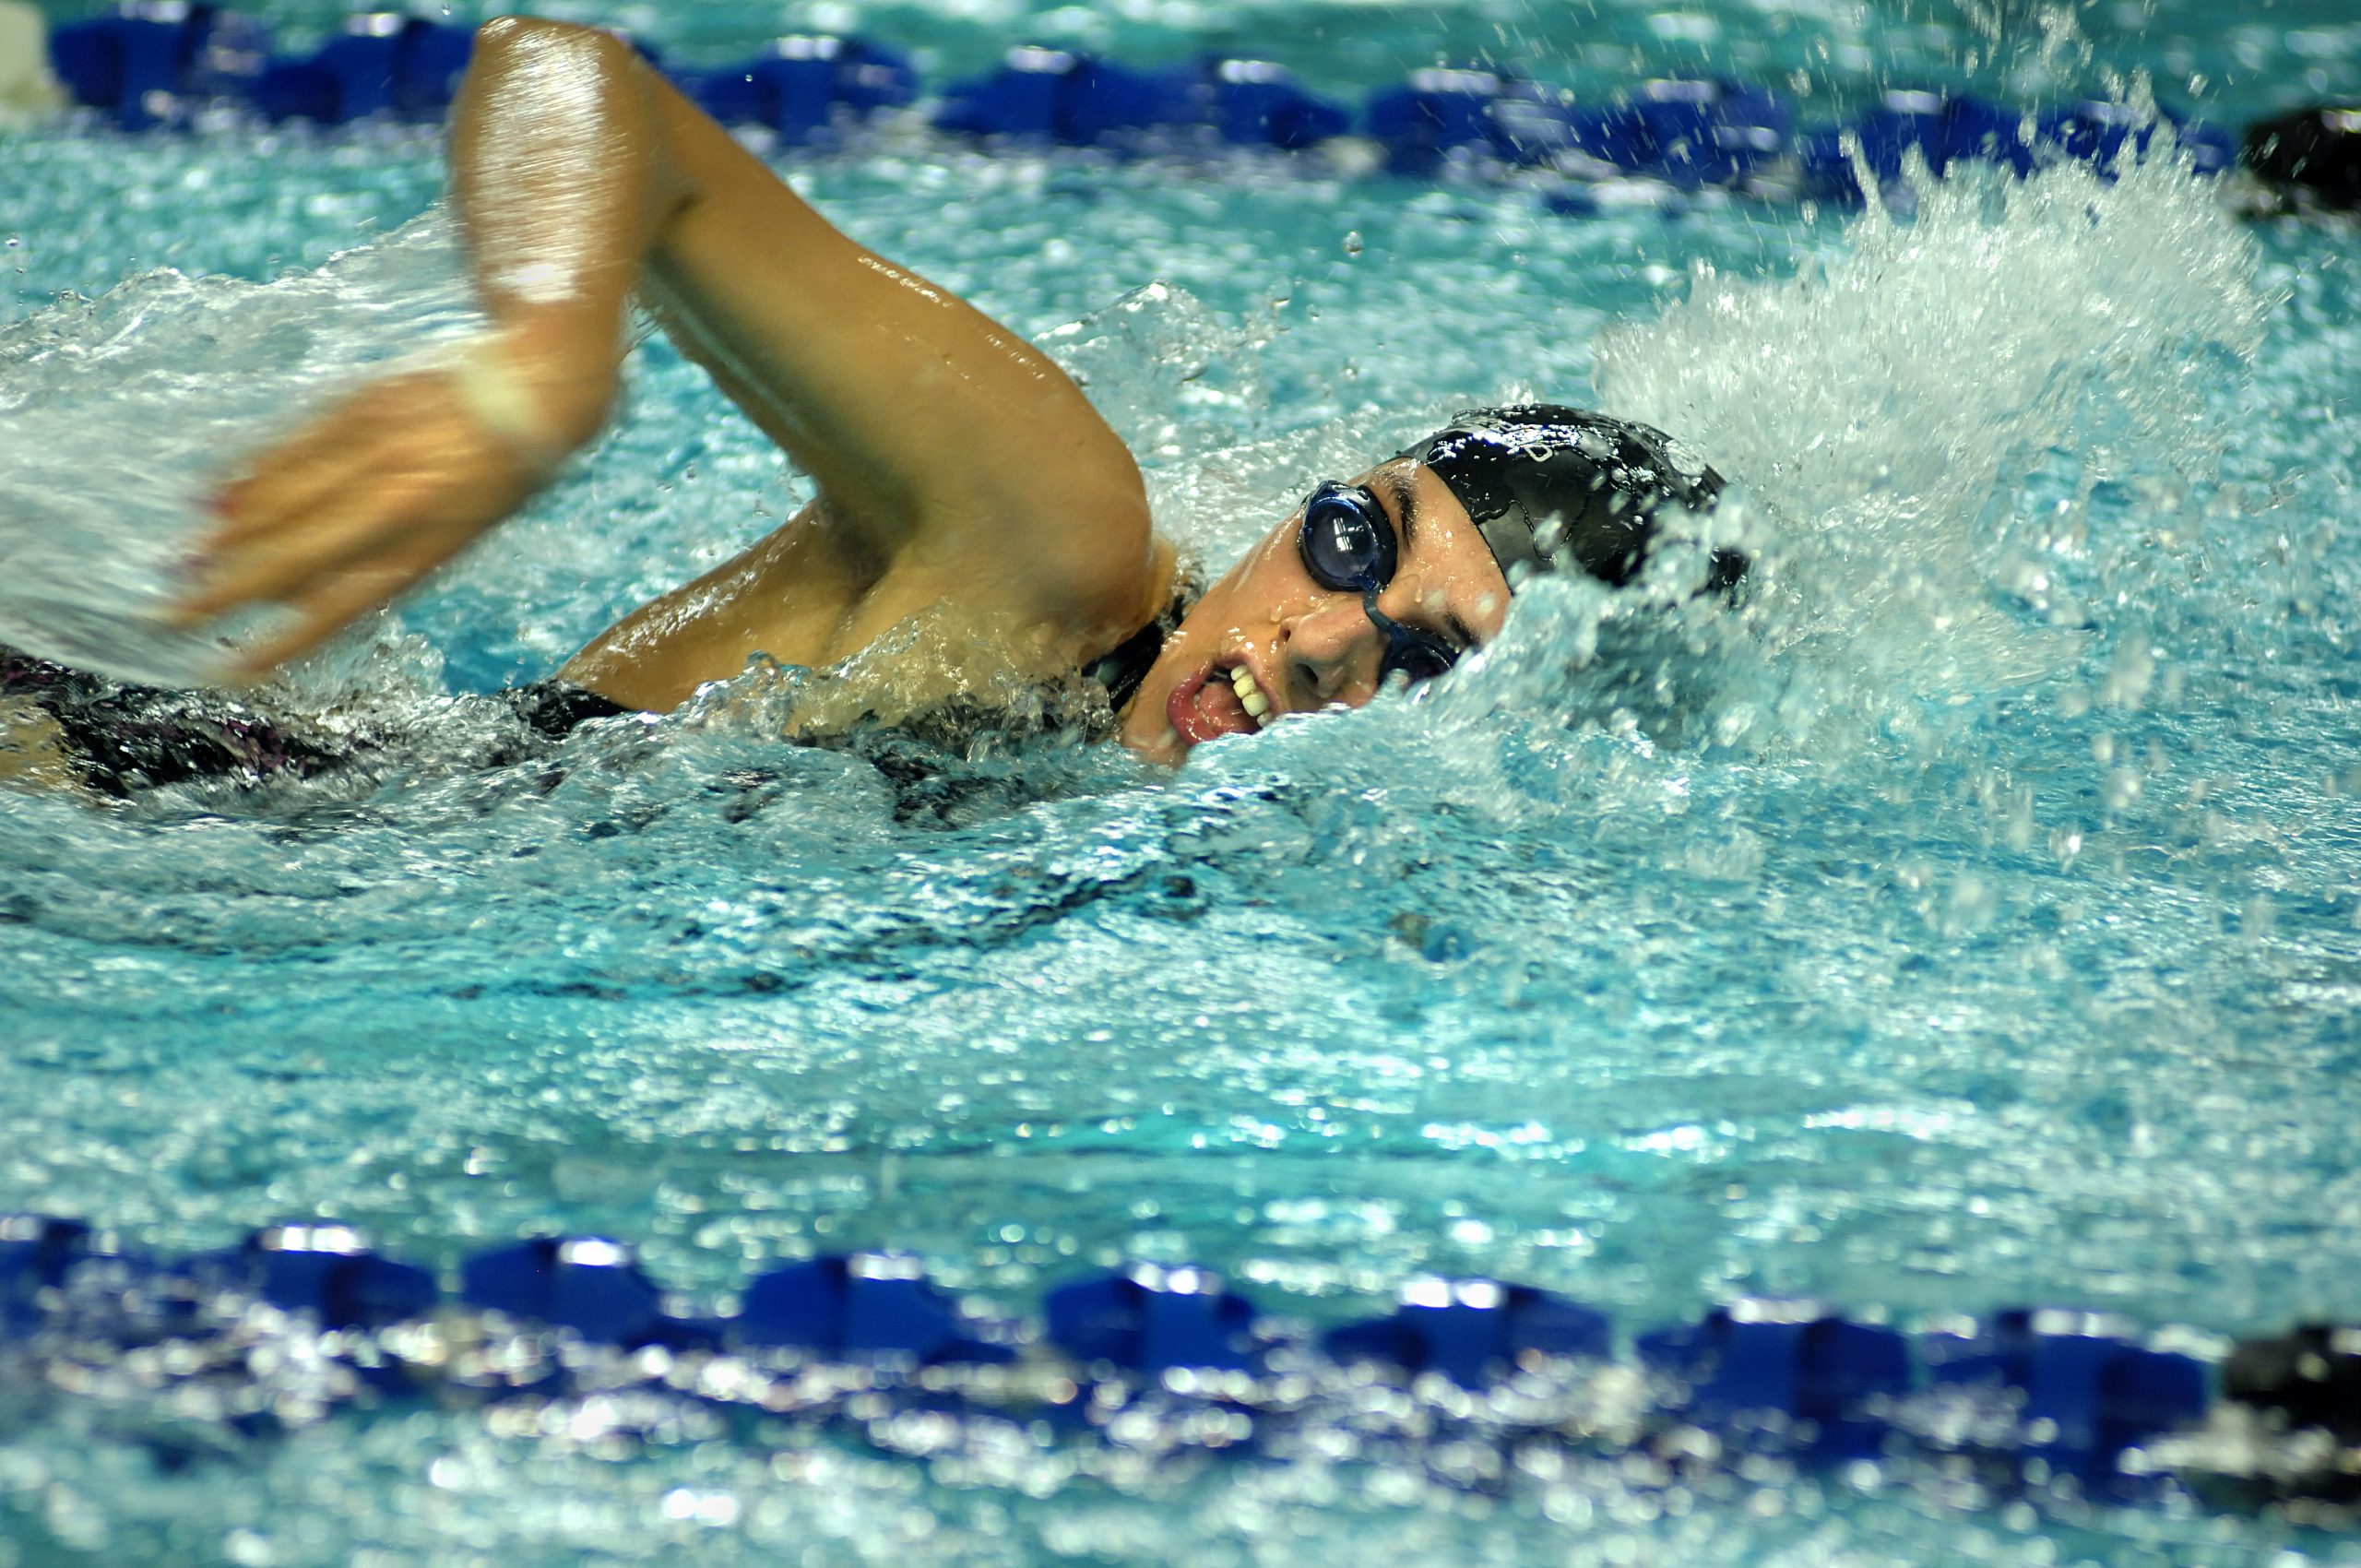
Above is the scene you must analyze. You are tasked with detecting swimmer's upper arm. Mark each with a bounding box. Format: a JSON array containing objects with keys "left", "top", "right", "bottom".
[{"left": 462, "top": 20, "right": 1154, "bottom": 640}]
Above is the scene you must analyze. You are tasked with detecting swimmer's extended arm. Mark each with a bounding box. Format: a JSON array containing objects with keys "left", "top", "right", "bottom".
[{"left": 179, "top": 17, "right": 1157, "bottom": 685}]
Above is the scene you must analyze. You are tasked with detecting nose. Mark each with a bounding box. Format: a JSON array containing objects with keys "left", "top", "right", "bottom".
[{"left": 1282, "top": 592, "right": 1386, "bottom": 707}]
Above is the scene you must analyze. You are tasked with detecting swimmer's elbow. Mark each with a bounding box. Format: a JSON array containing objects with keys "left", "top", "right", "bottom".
[
  {"left": 462, "top": 17, "right": 647, "bottom": 117},
  {"left": 471, "top": 15, "right": 612, "bottom": 59},
  {"left": 462, "top": 17, "right": 701, "bottom": 214}
]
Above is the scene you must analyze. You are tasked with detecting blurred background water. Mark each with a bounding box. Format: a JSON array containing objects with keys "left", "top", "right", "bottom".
[{"left": 2, "top": 0, "right": 2358, "bottom": 1561}]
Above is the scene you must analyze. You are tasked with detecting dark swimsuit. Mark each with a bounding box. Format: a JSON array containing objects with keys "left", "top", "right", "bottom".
[
  {"left": 0, "top": 647, "right": 631, "bottom": 798},
  {"left": 1074, "top": 593, "right": 1184, "bottom": 714},
  {"left": 0, "top": 600, "right": 1180, "bottom": 799}
]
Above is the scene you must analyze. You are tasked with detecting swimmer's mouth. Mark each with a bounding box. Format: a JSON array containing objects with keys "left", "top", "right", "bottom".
[{"left": 1168, "top": 659, "right": 1277, "bottom": 747}]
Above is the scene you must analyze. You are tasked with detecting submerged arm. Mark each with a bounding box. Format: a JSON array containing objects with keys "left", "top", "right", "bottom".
[{"left": 180, "top": 17, "right": 1156, "bottom": 685}]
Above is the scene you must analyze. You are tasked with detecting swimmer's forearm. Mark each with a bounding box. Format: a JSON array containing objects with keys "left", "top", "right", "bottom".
[
  {"left": 169, "top": 18, "right": 660, "bottom": 668},
  {"left": 445, "top": 18, "right": 669, "bottom": 454}
]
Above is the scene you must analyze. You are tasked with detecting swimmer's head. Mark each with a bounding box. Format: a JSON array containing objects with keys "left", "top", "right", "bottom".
[
  {"left": 1402, "top": 405, "right": 1743, "bottom": 593},
  {"left": 1115, "top": 405, "right": 1739, "bottom": 765}
]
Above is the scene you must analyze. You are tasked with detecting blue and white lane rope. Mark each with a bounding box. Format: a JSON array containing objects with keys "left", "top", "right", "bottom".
[
  {"left": 2, "top": 1213, "right": 2355, "bottom": 1509},
  {"left": 36, "top": 4, "right": 2339, "bottom": 213}
]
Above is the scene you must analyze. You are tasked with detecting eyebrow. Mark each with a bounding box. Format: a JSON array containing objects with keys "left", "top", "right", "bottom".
[
  {"left": 1379, "top": 469, "right": 1421, "bottom": 553},
  {"left": 1374, "top": 469, "right": 1476, "bottom": 651}
]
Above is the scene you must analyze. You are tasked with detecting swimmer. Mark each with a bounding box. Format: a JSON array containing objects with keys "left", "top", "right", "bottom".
[{"left": 10, "top": 18, "right": 1740, "bottom": 792}]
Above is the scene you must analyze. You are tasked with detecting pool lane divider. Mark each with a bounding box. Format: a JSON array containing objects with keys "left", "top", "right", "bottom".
[
  {"left": 1, "top": 1212, "right": 2354, "bottom": 1506},
  {"left": 38, "top": 4, "right": 2356, "bottom": 212}
]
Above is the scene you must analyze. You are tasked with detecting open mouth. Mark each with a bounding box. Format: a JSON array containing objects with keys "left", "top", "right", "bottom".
[{"left": 1167, "top": 659, "right": 1277, "bottom": 747}]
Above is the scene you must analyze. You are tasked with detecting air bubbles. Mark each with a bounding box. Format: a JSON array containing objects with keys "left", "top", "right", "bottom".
[
  {"left": 660, "top": 1489, "right": 742, "bottom": 1527},
  {"left": 2101, "top": 634, "right": 2157, "bottom": 710},
  {"left": 1341, "top": 230, "right": 1363, "bottom": 256}
]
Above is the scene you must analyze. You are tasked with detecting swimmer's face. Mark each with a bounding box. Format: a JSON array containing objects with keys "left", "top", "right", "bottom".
[{"left": 1119, "top": 459, "right": 1512, "bottom": 766}]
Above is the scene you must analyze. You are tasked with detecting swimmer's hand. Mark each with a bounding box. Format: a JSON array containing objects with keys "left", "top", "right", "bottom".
[{"left": 172, "top": 338, "right": 611, "bottom": 679}]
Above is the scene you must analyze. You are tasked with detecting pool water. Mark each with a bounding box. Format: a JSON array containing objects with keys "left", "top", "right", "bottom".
[{"left": 3, "top": 0, "right": 2360, "bottom": 1562}]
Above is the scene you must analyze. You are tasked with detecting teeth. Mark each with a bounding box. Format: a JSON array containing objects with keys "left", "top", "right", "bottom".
[{"left": 1229, "top": 666, "right": 1272, "bottom": 726}]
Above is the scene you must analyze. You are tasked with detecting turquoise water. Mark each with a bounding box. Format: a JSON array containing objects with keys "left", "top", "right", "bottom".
[{"left": 4, "top": 0, "right": 2361, "bottom": 1562}]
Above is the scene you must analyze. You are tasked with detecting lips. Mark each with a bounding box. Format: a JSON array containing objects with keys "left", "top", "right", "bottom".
[{"left": 1167, "top": 662, "right": 1260, "bottom": 746}]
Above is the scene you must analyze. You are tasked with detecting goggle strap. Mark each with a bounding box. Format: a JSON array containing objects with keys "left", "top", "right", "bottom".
[{"left": 1362, "top": 590, "right": 1457, "bottom": 682}]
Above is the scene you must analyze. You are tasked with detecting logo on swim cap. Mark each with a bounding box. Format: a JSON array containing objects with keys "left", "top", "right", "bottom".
[{"left": 1400, "top": 405, "right": 1745, "bottom": 595}]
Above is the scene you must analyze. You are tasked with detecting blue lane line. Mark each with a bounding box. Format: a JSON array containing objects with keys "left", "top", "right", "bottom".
[
  {"left": 37, "top": 6, "right": 2239, "bottom": 206},
  {"left": 5, "top": 1210, "right": 2345, "bottom": 1505}
]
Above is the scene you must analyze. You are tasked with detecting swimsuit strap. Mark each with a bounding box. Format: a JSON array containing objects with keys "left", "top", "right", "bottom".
[{"left": 1079, "top": 592, "right": 1191, "bottom": 713}]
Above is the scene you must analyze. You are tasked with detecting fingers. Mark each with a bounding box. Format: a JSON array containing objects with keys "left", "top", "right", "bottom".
[
  {"left": 203, "top": 380, "right": 416, "bottom": 554},
  {"left": 217, "top": 561, "right": 428, "bottom": 680},
  {"left": 215, "top": 503, "right": 486, "bottom": 679},
  {"left": 176, "top": 390, "right": 524, "bottom": 623},
  {"left": 182, "top": 372, "right": 487, "bottom": 601},
  {"left": 177, "top": 473, "right": 443, "bottom": 623},
  {"left": 186, "top": 480, "right": 514, "bottom": 673},
  {"left": 168, "top": 360, "right": 558, "bottom": 681}
]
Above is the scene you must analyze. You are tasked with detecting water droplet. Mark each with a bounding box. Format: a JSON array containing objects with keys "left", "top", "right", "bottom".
[{"left": 1341, "top": 231, "right": 1363, "bottom": 257}]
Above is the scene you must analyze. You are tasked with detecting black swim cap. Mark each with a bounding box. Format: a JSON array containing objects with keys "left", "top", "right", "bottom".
[{"left": 1400, "top": 405, "right": 1746, "bottom": 594}]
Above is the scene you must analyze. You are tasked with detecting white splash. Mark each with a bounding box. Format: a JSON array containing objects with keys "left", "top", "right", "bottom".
[
  {"left": 1587, "top": 145, "right": 2271, "bottom": 742},
  {"left": 0, "top": 215, "right": 482, "bottom": 686}
]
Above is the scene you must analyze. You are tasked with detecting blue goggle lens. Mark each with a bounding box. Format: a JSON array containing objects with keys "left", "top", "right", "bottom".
[
  {"left": 1299, "top": 482, "right": 1395, "bottom": 591},
  {"left": 1296, "top": 481, "right": 1464, "bottom": 688}
]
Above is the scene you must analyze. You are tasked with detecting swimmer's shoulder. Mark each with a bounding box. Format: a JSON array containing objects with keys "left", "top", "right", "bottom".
[{"left": 887, "top": 501, "right": 1176, "bottom": 662}]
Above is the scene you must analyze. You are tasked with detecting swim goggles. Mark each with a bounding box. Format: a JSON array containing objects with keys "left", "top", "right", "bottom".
[{"left": 1297, "top": 481, "right": 1465, "bottom": 686}]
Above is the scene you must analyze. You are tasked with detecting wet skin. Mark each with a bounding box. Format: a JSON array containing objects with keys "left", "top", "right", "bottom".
[
  {"left": 1119, "top": 459, "right": 1513, "bottom": 766},
  {"left": 147, "top": 18, "right": 1498, "bottom": 762}
]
